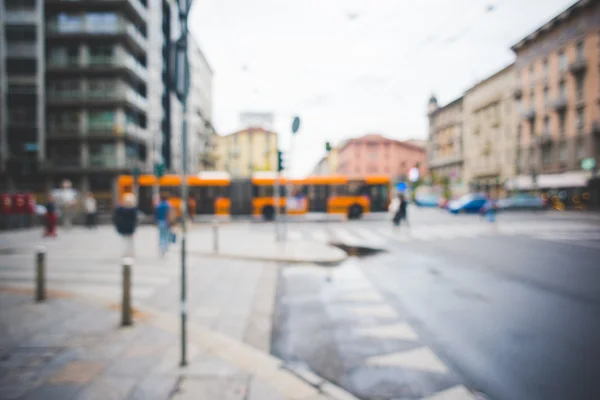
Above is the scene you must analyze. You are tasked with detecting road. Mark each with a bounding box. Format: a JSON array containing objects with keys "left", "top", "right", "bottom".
[{"left": 270, "top": 208, "right": 600, "bottom": 399}]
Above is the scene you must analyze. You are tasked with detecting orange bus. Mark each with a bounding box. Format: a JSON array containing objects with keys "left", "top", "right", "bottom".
[
  {"left": 117, "top": 172, "right": 231, "bottom": 217},
  {"left": 117, "top": 172, "right": 390, "bottom": 220}
]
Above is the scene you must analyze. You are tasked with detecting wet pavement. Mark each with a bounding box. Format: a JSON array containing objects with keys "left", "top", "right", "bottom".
[{"left": 271, "top": 211, "right": 600, "bottom": 400}]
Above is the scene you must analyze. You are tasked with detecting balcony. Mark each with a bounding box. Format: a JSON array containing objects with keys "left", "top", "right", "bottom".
[
  {"left": 4, "top": 9, "right": 38, "bottom": 24},
  {"left": 520, "top": 106, "right": 536, "bottom": 121},
  {"left": 48, "top": 52, "right": 148, "bottom": 83},
  {"left": 47, "top": 124, "right": 82, "bottom": 139},
  {"left": 45, "top": 0, "right": 148, "bottom": 25},
  {"left": 593, "top": 121, "right": 600, "bottom": 136},
  {"left": 6, "top": 42, "right": 37, "bottom": 58},
  {"left": 536, "top": 132, "right": 553, "bottom": 147},
  {"left": 569, "top": 58, "right": 587, "bottom": 75},
  {"left": 550, "top": 96, "right": 567, "bottom": 112},
  {"left": 514, "top": 84, "right": 523, "bottom": 99},
  {"left": 47, "top": 85, "right": 147, "bottom": 112},
  {"left": 46, "top": 20, "right": 147, "bottom": 54}
]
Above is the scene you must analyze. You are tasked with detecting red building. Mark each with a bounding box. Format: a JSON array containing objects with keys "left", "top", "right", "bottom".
[{"left": 336, "top": 134, "right": 427, "bottom": 180}]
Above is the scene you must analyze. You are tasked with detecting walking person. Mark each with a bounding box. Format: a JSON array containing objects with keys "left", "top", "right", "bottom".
[
  {"left": 114, "top": 193, "right": 138, "bottom": 258},
  {"left": 155, "top": 194, "right": 171, "bottom": 257},
  {"left": 44, "top": 194, "right": 58, "bottom": 237},
  {"left": 84, "top": 192, "right": 97, "bottom": 228},
  {"left": 481, "top": 193, "right": 497, "bottom": 223},
  {"left": 394, "top": 193, "right": 409, "bottom": 227}
]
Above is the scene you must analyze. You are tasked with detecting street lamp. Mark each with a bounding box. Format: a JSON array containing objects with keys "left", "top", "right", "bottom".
[{"left": 173, "top": 0, "right": 193, "bottom": 368}]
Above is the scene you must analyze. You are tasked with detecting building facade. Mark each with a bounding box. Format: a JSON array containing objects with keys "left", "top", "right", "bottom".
[
  {"left": 427, "top": 96, "right": 464, "bottom": 185},
  {"left": 510, "top": 0, "right": 600, "bottom": 191},
  {"left": 336, "top": 134, "right": 426, "bottom": 180},
  {"left": 310, "top": 144, "right": 341, "bottom": 176},
  {"left": 187, "top": 35, "right": 216, "bottom": 173},
  {"left": 463, "top": 64, "right": 517, "bottom": 194},
  {"left": 215, "top": 128, "right": 278, "bottom": 178}
]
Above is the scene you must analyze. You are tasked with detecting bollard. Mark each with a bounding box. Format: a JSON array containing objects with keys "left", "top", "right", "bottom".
[
  {"left": 212, "top": 219, "right": 219, "bottom": 253},
  {"left": 35, "top": 246, "right": 46, "bottom": 302},
  {"left": 121, "top": 257, "right": 133, "bottom": 326}
]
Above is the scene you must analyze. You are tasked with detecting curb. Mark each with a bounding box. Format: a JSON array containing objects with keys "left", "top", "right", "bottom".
[
  {"left": 30, "top": 290, "right": 359, "bottom": 400},
  {"left": 189, "top": 250, "right": 348, "bottom": 266}
]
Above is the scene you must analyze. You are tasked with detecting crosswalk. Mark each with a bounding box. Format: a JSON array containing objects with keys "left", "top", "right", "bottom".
[{"left": 287, "top": 221, "right": 600, "bottom": 250}]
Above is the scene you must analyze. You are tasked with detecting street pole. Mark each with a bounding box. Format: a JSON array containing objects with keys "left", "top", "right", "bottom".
[
  {"left": 174, "top": 0, "right": 192, "bottom": 368},
  {"left": 283, "top": 136, "right": 296, "bottom": 242},
  {"left": 274, "top": 173, "right": 281, "bottom": 241}
]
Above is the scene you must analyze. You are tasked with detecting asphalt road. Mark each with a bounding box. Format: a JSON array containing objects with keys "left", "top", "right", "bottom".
[{"left": 271, "top": 209, "right": 600, "bottom": 400}]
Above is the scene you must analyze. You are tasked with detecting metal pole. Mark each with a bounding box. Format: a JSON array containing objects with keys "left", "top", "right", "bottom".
[
  {"left": 284, "top": 135, "right": 296, "bottom": 241},
  {"left": 180, "top": 112, "right": 188, "bottom": 368},
  {"left": 212, "top": 218, "right": 219, "bottom": 253},
  {"left": 274, "top": 173, "right": 281, "bottom": 241},
  {"left": 121, "top": 257, "right": 133, "bottom": 326},
  {"left": 35, "top": 246, "right": 46, "bottom": 302}
]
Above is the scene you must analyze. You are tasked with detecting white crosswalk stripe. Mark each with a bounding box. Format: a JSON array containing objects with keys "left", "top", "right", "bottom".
[
  {"left": 312, "top": 229, "right": 329, "bottom": 243},
  {"left": 353, "top": 228, "right": 387, "bottom": 246},
  {"left": 331, "top": 228, "right": 362, "bottom": 246}
]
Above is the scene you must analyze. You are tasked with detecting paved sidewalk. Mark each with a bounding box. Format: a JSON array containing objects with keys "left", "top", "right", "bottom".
[
  {"left": 0, "top": 224, "right": 347, "bottom": 265},
  {"left": 0, "top": 289, "right": 358, "bottom": 400}
]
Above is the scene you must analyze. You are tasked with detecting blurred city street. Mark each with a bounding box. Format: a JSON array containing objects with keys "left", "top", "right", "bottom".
[{"left": 1, "top": 207, "right": 599, "bottom": 399}]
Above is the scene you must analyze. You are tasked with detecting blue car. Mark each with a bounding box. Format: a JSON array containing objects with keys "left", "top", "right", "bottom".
[
  {"left": 414, "top": 194, "right": 440, "bottom": 207},
  {"left": 448, "top": 194, "right": 487, "bottom": 214},
  {"left": 496, "top": 194, "right": 545, "bottom": 211}
]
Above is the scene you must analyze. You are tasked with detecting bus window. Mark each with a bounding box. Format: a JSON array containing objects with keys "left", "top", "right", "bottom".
[
  {"left": 138, "top": 186, "right": 154, "bottom": 214},
  {"left": 368, "top": 184, "right": 389, "bottom": 212}
]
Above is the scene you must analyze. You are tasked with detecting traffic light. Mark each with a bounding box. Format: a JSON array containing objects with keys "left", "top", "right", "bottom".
[
  {"left": 277, "top": 150, "right": 284, "bottom": 172},
  {"left": 325, "top": 141, "right": 332, "bottom": 152}
]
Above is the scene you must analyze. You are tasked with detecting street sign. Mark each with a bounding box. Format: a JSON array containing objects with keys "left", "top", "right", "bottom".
[
  {"left": 581, "top": 157, "right": 596, "bottom": 171},
  {"left": 408, "top": 167, "right": 419, "bottom": 182},
  {"left": 133, "top": 167, "right": 141, "bottom": 179},
  {"left": 397, "top": 182, "right": 407, "bottom": 192},
  {"left": 291, "top": 116, "right": 301, "bottom": 134}
]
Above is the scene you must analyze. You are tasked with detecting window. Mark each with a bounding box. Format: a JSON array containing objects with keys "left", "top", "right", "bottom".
[
  {"left": 89, "top": 143, "right": 117, "bottom": 167},
  {"left": 542, "top": 147, "right": 552, "bottom": 166},
  {"left": 558, "top": 50, "right": 567, "bottom": 71},
  {"left": 5, "top": 0, "right": 35, "bottom": 10},
  {"left": 577, "top": 109, "right": 584, "bottom": 132},
  {"left": 86, "top": 13, "right": 119, "bottom": 33},
  {"left": 48, "top": 80, "right": 80, "bottom": 97},
  {"left": 559, "top": 81, "right": 566, "bottom": 98},
  {"left": 56, "top": 13, "right": 83, "bottom": 33},
  {"left": 544, "top": 116, "right": 550, "bottom": 135},
  {"left": 576, "top": 139, "right": 585, "bottom": 159},
  {"left": 8, "top": 84, "right": 36, "bottom": 94},
  {"left": 51, "top": 143, "right": 80, "bottom": 167},
  {"left": 6, "top": 59, "right": 36, "bottom": 74},
  {"left": 88, "top": 111, "right": 115, "bottom": 129},
  {"left": 543, "top": 59, "right": 549, "bottom": 79},
  {"left": 559, "top": 142, "right": 567, "bottom": 163},
  {"left": 48, "top": 46, "right": 79, "bottom": 65},
  {"left": 529, "top": 64, "right": 535, "bottom": 86},
  {"left": 576, "top": 77, "right": 584, "bottom": 102},
  {"left": 529, "top": 90, "right": 534, "bottom": 106},
  {"left": 5, "top": 26, "right": 36, "bottom": 41},
  {"left": 543, "top": 87, "right": 549, "bottom": 105},
  {"left": 88, "top": 79, "right": 116, "bottom": 98},
  {"left": 48, "top": 112, "right": 78, "bottom": 128},
  {"left": 559, "top": 113, "right": 566, "bottom": 136},
  {"left": 8, "top": 107, "right": 36, "bottom": 124},
  {"left": 89, "top": 46, "right": 113, "bottom": 64},
  {"left": 576, "top": 40, "right": 584, "bottom": 61}
]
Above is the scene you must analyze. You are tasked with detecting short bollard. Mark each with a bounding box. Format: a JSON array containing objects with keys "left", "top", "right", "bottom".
[
  {"left": 121, "top": 257, "right": 133, "bottom": 326},
  {"left": 212, "top": 219, "right": 219, "bottom": 253},
  {"left": 35, "top": 247, "right": 46, "bottom": 302}
]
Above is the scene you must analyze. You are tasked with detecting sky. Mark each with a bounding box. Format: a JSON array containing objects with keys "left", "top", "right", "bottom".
[{"left": 188, "top": 0, "right": 576, "bottom": 177}]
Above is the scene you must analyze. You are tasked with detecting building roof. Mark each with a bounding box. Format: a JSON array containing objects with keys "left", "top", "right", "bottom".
[
  {"left": 511, "top": 0, "right": 595, "bottom": 52},
  {"left": 428, "top": 96, "right": 463, "bottom": 118},
  {"left": 219, "top": 127, "right": 277, "bottom": 138},
  {"left": 338, "top": 134, "right": 426, "bottom": 153},
  {"left": 465, "top": 63, "right": 514, "bottom": 94}
]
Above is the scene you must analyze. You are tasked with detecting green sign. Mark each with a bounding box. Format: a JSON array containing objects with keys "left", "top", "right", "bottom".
[
  {"left": 154, "top": 163, "right": 165, "bottom": 178},
  {"left": 581, "top": 158, "right": 596, "bottom": 171}
]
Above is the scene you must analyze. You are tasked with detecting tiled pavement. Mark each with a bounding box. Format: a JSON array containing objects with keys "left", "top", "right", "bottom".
[{"left": 0, "top": 290, "right": 357, "bottom": 400}]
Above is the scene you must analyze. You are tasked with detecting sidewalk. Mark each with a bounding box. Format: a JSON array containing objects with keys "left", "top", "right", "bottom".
[
  {"left": 0, "top": 224, "right": 347, "bottom": 265},
  {"left": 0, "top": 289, "right": 357, "bottom": 400}
]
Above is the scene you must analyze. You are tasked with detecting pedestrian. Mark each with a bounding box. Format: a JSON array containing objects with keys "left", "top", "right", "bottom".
[
  {"left": 114, "top": 193, "right": 138, "bottom": 258},
  {"left": 394, "top": 193, "right": 408, "bottom": 227},
  {"left": 44, "top": 194, "right": 58, "bottom": 237},
  {"left": 482, "top": 194, "right": 497, "bottom": 223},
  {"left": 187, "top": 195, "right": 196, "bottom": 221},
  {"left": 84, "top": 192, "right": 97, "bottom": 228},
  {"left": 155, "top": 193, "right": 172, "bottom": 257}
]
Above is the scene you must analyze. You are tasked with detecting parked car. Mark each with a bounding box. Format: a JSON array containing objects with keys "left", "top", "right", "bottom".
[
  {"left": 414, "top": 194, "right": 440, "bottom": 208},
  {"left": 438, "top": 198, "right": 449, "bottom": 209},
  {"left": 496, "top": 194, "right": 545, "bottom": 211},
  {"left": 448, "top": 194, "right": 487, "bottom": 214}
]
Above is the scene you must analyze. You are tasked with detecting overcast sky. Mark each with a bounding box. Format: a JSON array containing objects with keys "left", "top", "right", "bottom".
[{"left": 189, "top": 0, "right": 575, "bottom": 176}]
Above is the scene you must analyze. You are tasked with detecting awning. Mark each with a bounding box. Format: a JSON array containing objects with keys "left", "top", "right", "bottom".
[{"left": 505, "top": 171, "right": 592, "bottom": 190}]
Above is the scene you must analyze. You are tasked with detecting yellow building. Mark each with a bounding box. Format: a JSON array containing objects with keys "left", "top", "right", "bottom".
[{"left": 215, "top": 128, "right": 278, "bottom": 177}]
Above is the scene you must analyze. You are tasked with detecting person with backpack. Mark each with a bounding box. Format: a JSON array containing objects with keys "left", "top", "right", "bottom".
[
  {"left": 155, "top": 194, "right": 172, "bottom": 257},
  {"left": 114, "top": 193, "right": 138, "bottom": 258}
]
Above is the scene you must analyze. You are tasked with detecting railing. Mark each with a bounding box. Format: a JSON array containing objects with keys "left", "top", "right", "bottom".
[
  {"left": 47, "top": 56, "right": 80, "bottom": 67},
  {"left": 6, "top": 42, "right": 37, "bottom": 57},
  {"left": 4, "top": 10, "right": 37, "bottom": 24},
  {"left": 47, "top": 85, "right": 147, "bottom": 110},
  {"left": 46, "top": 20, "right": 147, "bottom": 50}
]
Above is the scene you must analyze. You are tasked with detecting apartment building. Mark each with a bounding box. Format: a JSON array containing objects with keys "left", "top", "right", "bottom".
[
  {"left": 427, "top": 96, "right": 464, "bottom": 184},
  {"left": 336, "top": 134, "right": 426, "bottom": 180},
  {"left": 310, "top": 144, "right": 341, "bottom": 176},
  {"left": 187, "top": 35, "right": 216, "bottom": 173},
  {"left": 215, "top": 128, "right": 278, "bottom": 178},
  {"left": 511, "top": 0, "right": 600, "bottom": 191},
  {"left": 0, "top": 0, "right": 45, "bottom": 191},
  {"left": 463, "top": 64, "right": 517, "bottom": 195}
]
